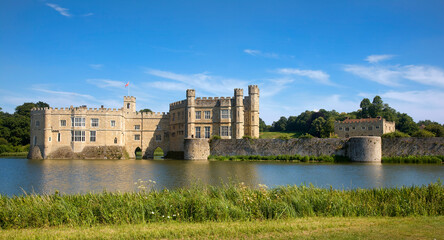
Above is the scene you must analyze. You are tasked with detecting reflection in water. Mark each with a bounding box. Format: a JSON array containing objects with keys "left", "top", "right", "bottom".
[{"left": 0, "top": 158, "right": 443, "bottom": 196}]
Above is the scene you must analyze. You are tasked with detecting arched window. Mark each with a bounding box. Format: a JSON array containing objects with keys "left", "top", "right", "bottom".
[{"left": 114, "top": 137, "right": 117, "bottom": 144}]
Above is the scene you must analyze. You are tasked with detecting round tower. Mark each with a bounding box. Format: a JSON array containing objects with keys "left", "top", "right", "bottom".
[
  {"left": 348, "top": 136, "right": 381, "bottom": 162},
  {"left": 233, "top": 88, "right": 245, "bottom": 139},
  {"left": 186, "top": 89, "right": 196, "bottom": 138},
  {"left": 248, "top": 85, "right": 260, "bottom": 138}
]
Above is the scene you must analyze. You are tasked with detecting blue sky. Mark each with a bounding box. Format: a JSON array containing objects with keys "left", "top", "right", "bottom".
[{"left": 1, "top": 0, "right": 443, "bottom": 124}]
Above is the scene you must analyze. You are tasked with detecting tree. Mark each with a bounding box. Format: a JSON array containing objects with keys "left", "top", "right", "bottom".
[
  {"left": 359, "top": 98, "right": 371, "bottom": 118},
  {"left": 140, "top": 109, "right": 152, "bottom": 113},
  {"left": 309, "top": 117, "right": 326, "bottom": 138},
  {"left": 271, "top": 116, "right": 288, "bottom": 132},
  {"left": 259, "top": 118, "right": 269, "bottom": 132},
  {"left": 396, "top": 113, "right": 419, "bottom": 135},
  {"left": 412, "top": 129, "right": 436, "bottom": 137},
  {"left": 424, "top": 124, "right": 444, "bottom": 137},
  {"left": 369, "top": 96, "right": 383, "bottom": 117}
]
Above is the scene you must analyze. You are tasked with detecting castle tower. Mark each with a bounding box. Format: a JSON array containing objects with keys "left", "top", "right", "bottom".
[
  {"left": 123, "top": 96, "right": 136, "bottom": 114},
  {"left": 248, "top": 85, "right": 260, "bottom": 138},
  {"left": 186, "top": 89, "right": 196, "bottom": 138},
  {"left": 233, "top": 88, "right": 245, "bottom": 139}
]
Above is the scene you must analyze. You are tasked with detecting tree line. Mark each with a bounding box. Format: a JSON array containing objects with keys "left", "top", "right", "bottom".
[
  {"left": 0, "top": 102, "right": 49, "bottom": 153},
  {"left": 260, "top": 96, "right": 444, "bottom": 138}
]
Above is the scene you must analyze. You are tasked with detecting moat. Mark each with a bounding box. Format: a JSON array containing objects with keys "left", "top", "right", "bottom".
[{"left": 1, "top": 157, "right": 443, "bottom": 196}]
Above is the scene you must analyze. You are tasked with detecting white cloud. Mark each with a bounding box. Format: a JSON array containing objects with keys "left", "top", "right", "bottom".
[
  {"left": 359, "top": 90, "right": 444, "bottom": 123},
  {"left": 277, "top": 68, "right": 334, "bottom": 85},
  {"left": 89, "top": 64, "right": 103, "bottom": 70},
  {"left": 86, "top": 79, "right": 125, "bottom": 88},
  {"left": 145, "top": 69, "right": 249, "bottom": 96},
  {"left": 344, "top": 65, "right": 401, "bottom": 86},
  {"left": 365, "top": 54, "right": 394, "bottom": 63},
  {"left": 146, "top": 81, "right": 189, "bottom": 92},
  {"left": 83, "top": 13, "right": 94, "bottom": 17},
  {"left": 260, "top": 78, "right": 294, "bottom": 97},
  {"left": 46, "top": 3, "right": 71, "bottom": 17},
  {"left": 34, "top": 88, "right": 95, "bottom": 100},
  {"left": 243, "top": 49, "right": 279, "bottom": 59},
  {"left": 344, "top": 64, "right": 444, "bottom": 87}
]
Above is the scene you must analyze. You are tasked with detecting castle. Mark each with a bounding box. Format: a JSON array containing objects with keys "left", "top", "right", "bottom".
[
  {"left": 29, "top": 85, "right": 259, "bottom": 159},
  {"left": 334, "top": 117, "right": 395, "bottom": 138}
]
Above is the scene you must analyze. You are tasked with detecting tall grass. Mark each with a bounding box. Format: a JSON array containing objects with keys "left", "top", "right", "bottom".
[
  {"left": 1, "top": 181, "right": 442, "bottom": 229},
  {"left": 382, "top": 156, "right": 443, "bottom": 164},
  {"left": 208, "top": 154, "right": 350, "bottom": 162}
]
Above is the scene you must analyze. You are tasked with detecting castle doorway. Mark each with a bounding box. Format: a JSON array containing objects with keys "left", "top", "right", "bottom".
[
  {"left": 135, "top": 147, "right": 142, "bottom": 159},
  {"left": 153, "top": 147, "right": 164, "bottom": 160}
]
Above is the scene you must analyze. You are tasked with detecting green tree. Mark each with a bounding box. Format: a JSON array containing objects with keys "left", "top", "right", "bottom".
[
  {"left": 359, "top": 98, "right": 371, "bottom": 118},
  {"left": 396, "top": 113, "right": 419, "bottom": 135},
  {"left": 309, "top": 117, "right": 326, "bottom": 138},
  {"left": 424, "top": 124, "right": 444, "bottom": 137},
  {"left": 140, "top": 108, "right": 152, "bottom": 113},
  {"left": 271, "top": 116, "right": 288, "bottom": 132},
  {"left": 369, "top": 96, "right": 383, "bottom": 117},
  {"left": 259, "top": 118, "right": 269, "bottom": 132},
  {"left": 412, "top": 129, "right": 436, "bottom": 137}
]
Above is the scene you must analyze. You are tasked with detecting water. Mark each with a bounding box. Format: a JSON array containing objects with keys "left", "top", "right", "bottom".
[{"left": 0, "top": 157, "right": 443, "bottom": 196}]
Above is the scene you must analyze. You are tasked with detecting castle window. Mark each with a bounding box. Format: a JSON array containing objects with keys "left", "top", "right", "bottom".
[
  {"left": 195, "top": 127, "right": 201, "bottom": 138},
  {"left": 57, "top": 133, "right": 61, "bottom": 142},
  {"left": 221, "top": 126, "right": 229, "bottom": 136},
  {"left": 221, "top": 109, "right": 230, "bottom": 119},
  {"left": 60, "top": 120, "right": 66, "bottom": 127},
  {"left": 111, "top": 120, "right": 116, "bottom": 127},
  {"left": 33, "top": 136, "right": 37, "bottom": 146},
  {"left": 114, "top": 137, "right": 117, "bottom": 144},
  {"left": 368, "top": 126, "right": 373, "bottom": 130},
  {"left": 134, "top": 134, "right": 140, "bottom": 140},
  {"left": 48, "top": 137, "right": 51, "bottom": 142},
  {"left": 172, "top": 113, "right": 175, "bottom": 121},
  {"left": 172, "top": 132, "right": 176, "bottom": 137},
  {"left": 376, "top": 126, "right": 380, "bottom": 129},
  {"left": 90, "top": 131, "right": 96, "bottom": 142},
  {"left": 73, "top": 117, "right": 85, "bottom": 127},
  {"left": 91, "top": 118, "right": 99, "bottom": 127},
  {"left": 345, "top": 127, "right": 349, "bottom": 131},
  {"left": 135, "top": 125, "right": 140, "bottom": 130},
  {"left": 156, "top": 135, "right": 162, "bottom": 141},
  {"left": 205, "top": 111, "right": 211, "bottom": 119},
  {"left": 196, "top": 111, "right": 201, "bottom": 119},
  {"left": 71, "top": 130, "right": 85, "bottom": 142},
  {"left": 127, "top": 103, "right": 130, "bottom": 109},
  {"left": 339, "top": 127, "right": 343, "bottom": 130},
  {"left": 156, "top": 125, "right": 161, "bottom": 130},
  {"left": 36, "top": 121, "right": 40, "bottom": 127},
  {"left": 205, "top": 126, "right": 211, "bottom": 138},
  {"left": 352, "top": 127, "right": 356, "bottom": 130},
  {"left": 362, "top": 126, "right": 366, "bottom": 130}
]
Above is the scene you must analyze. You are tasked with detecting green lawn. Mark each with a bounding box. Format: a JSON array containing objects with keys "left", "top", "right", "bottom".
[
  {"left": 1, "top": 217, "right": 442, "bottom": 239},
  {"left": 259, "top": 131, "right": 301, "bottom": 139}
]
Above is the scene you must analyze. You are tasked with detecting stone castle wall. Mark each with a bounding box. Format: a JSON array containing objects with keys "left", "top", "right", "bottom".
[{"left": 382, "top": 137, "right": 444, "bottom": 156}]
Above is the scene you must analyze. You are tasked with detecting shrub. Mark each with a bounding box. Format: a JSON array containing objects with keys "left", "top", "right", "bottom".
[
  {"left": 278, "top": 135, "right": 291, "bottom": 140},
  {"left": 242, "top": 135, "right": 252, "bottom": 139},
  {"left": 211, "top": 135, "right": 221, "bottom": 140},
  {"left": 299, "top": 133, "right": 314, "bottom": 139},
  {"left": 411, "top": 129, "right": 436, "bottom": 137},
  {"left": 381, "top": 131, "right": 410, "bottom": 138}
]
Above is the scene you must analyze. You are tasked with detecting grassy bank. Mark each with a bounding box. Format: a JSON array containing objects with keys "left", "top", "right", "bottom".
[
  {"left": 0, "top": 152, "right": 27, "bottom": 157},
  {"left": 382, "top": 155, "right": 444, "bottom": 164},
  {"left": 1, "top": 216, "right": 443, "bottom": 239},
  {"left": 1, "top": 182, "right": 442, "bottom": 229},
  {"left": 259, "top": 131, "right": 301, "bottom": 139},
  {"left": 209, "top": 154, "right": 350, "bottom": 162}
]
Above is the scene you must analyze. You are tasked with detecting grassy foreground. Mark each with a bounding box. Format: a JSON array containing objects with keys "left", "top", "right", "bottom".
[
  {"left": 1, "top": 182, "right": 443, "bottom": 229},
  {"left": 1, "top": 216, "right": 443, "bottom": 239}
]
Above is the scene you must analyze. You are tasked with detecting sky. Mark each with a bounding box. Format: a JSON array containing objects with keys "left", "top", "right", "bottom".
[{"left": 1, "top": 0, "right": 443, "bottom": 124}]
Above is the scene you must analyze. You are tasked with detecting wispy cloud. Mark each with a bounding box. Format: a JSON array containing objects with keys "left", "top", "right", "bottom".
[
  {"left": 344, "top": 64, "right": 444, "bottom": 87},
  {"left": 86, "top": 79, "right": 126, "bottom": 88},
  {"left": 83, "top": 13, "right": 94, "bottom": 17},
  {"left": 33, "top": 88, "right": 95, "bottom": 100},
  {"left": 46, "top": 3, "right": 71, "bottom": 17},
  {"left": 277, "top": 68, "right": 334, "bottom": 85},
  {"left": 260, "top": 78, "right": 294, "bottom": 97},
  {"left": 89, "top": 64, "right": 103, "bottom": 70},
  {"left": 145, "top": 69, "right": 249, "bottom": 96},
  {"left": 365, "top": 54, "right": 394, "bottom": 63},
  {"left": 244, "top": 49, "right": 279, "bottom": 59}
]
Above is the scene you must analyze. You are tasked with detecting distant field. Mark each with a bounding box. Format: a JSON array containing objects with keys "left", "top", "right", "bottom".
[{"left": 259, "top": 131, "right": 301, "bottom": 139}]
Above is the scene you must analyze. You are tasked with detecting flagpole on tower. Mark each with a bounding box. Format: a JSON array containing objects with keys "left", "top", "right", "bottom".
[{"left": 125, "top": 81, "right": 130, "bottom": 96}]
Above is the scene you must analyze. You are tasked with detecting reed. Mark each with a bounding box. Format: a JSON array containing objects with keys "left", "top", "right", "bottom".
[
  {"left": 1, "top": 181, "right": 442, "bottom": 229},
  {"left": 382, "top": 155, "right": 443, "bottom": 164}
]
